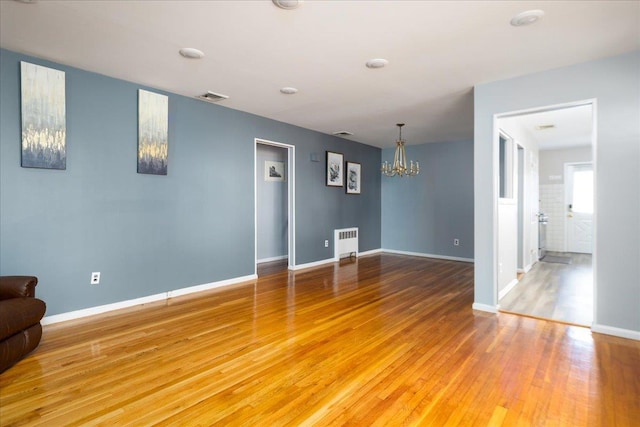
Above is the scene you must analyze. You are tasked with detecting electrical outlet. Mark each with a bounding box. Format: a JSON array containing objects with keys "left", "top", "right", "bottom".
[
  {"left": 91, "top": 272, "right": 100, "bottom": 285},
  {"left": 324, "top": 240, "right": 329, "bottom": 248},
  {"left": 454, "top": 239, "right": 460, "bottom": 246}
]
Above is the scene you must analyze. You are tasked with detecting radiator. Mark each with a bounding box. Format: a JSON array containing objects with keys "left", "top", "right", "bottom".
[{"left": 334, "top": 227, "right": 359, "bottom": 260}]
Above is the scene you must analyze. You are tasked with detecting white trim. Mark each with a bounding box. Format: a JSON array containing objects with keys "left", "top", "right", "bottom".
[
  {"left": 519, "top": 261, "right": 533, "bottom": 274},
  {"left": 42, "top": 274, "right": 257, "bottom": 325},
  {"left": 289, "top": 257, "right": 336, "bottom": 271},
  {"left": 382, "top": 249, "right": 474, "bottom": 263},
  {"left": 257, "top": 255, "right": 288, "bottom": 264},
  {"left": 290, "top": 250, "right": 383, "bottom": 270},
  {"left": 359, "top": 248, "right": 382, "bottom": 257},
  {"left": 590, "top": 100, "right": 598, "bottom": 325},
  {"left": 255, "top": 138, "right": 296, "bottom": 271},
  {"left": 498, "top": 278, "right": 519, "bottom": 300},
  {"left": 167, "top": 274, "right": 256, "bottom": 298},
  {"left": 472, "top": 303, "right": 498, "bottom": 313},
  {"left": 493, "top": 98, "right": 598, "bottom": 314},
  {"left": 591, "top": 324, "right": 640, "bottom": 341}
]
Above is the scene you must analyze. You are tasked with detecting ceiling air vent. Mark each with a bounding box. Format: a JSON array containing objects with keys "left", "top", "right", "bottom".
[
  {"left": 333, "top": 131, "right": 354, "bottom": 137},
  {"left": 197, "top": 91, "right": 229, "bottom": 103}
]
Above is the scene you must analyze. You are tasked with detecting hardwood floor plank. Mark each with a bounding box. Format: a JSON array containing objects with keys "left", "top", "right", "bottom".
[
  {"left": 1, "top": 254, "right": 638, "bottom": 426},
  {"left": 500, "top": 252, "right": 593, "bottom": 326}
]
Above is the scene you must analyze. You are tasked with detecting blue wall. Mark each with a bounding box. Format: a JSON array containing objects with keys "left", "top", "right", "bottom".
[
  {"left": 0, "top": 49, "right": 381, "bottom": 316},
  {"left": 474, "top": 51, "right": 640, "bottom": 334},
  {"left": 381, "top": 140, "right": 474, "bottom": 260}
]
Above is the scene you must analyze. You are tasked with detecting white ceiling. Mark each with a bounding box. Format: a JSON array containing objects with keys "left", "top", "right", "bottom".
[
  {"left": 1, "top": 0, "right": 638, "bottom": 148},
  {"left": 499, "top": 104, "right": 594, "bottom": 151}
]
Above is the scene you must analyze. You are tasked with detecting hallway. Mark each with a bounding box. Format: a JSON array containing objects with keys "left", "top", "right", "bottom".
[{"left": 499, "top": 252, "right": 593, "bottom": 326}]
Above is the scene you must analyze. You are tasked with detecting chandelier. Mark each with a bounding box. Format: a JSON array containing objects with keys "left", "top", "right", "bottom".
[{"left": 381, "top": 123, "right": 419, "bottom": 177}]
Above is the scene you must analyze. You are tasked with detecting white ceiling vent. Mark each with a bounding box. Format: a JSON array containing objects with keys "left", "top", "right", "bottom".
[
  {"left": 333, "top": 131, "right": 354, "bottom": 137},
  {"left": 197, "top": 91, "right": 229, "bottom": 103}
]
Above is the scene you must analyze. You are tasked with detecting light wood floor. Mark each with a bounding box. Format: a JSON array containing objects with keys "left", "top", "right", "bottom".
[
  {"left": 499, "top": 252, "right": 593, "bottom": 326},
  {"left": 1, "top": 254, "right": 638, "bottom": 426}
]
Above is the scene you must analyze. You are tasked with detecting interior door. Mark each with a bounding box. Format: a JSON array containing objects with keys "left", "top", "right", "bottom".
[{"left": 566, "top": 163, "right": 593, "bottom": 254}]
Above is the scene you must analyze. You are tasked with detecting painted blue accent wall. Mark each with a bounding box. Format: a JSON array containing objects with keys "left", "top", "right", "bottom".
[
  {"left": 474, "top": 51, "right": 640, "bottom": 333},
  {"left": 381, "top": 140, "right": 474, "bottom": 259},
  {"left": 0, "top": 49, "right": 381, "bottom": 316}
]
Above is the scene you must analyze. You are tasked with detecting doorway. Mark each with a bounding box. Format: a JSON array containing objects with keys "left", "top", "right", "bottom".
[
  {"left": 495, "top": 101, "right": 596, "bottom": 326},
  {"left": 565, "top": 162, "right": 593, "bottom": 254},
  {"left": 255, "top": 139, "right": 295, "bottom": 275}
]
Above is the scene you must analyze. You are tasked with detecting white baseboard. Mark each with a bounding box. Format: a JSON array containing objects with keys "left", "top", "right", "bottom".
[
  {"left": 42, "top": 274, "right": 257, "bottom": 325},
  {"left": 289, "top": 257, "right": 336, "bottom": 271},
  {"left": 591, "top": 323, "right": 640, "bottom": 341},
  {"left": 498, "top": 278, "right": 519, "bottom": 300},
  {"left": 257, "top": 255, "right": 288, "bottom": 264},
  {"left": 167, "top": 274, "right": 257, "bottom": 298},
  {"left": 517, "top": 263, "right": 533, "bottom": 274},
  {"left": 382, "top": 249, "right": 474, "bottom": 263},
  {"left": 291, "top": 249, "right": 382, "bottom": 270},
  {"left": 42, "top": 293, "right": 167, "bottom": 325},
  {"left": 359, "top": 248, "right": 382, "bottom": 257},
  {"left": 472, "top": 303, "right": 498, "bottom": 313}
]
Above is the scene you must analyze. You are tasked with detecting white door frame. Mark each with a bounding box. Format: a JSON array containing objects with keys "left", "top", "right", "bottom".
[
  {"left": 255, "top": 138, "right": 296, "bottom": 273},
  {"left": 492, "top": 98, "right": 598, "bottom": 325}
]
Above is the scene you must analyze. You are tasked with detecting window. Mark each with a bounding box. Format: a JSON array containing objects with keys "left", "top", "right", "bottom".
[{"left": 571, "top": 168, "right": 593, "bottom": 213}]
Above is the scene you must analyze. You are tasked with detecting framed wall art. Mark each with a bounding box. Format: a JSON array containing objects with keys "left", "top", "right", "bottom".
[
  {"left": 20, "top": 61, "right": 66, "bottom": 170},
  {"left": 265, "top": 160, "right": 286, "bottom": 182},
  {"left": 326, "top": 151, "right": 344, "bottom": 187},
  {"left": 138, "top": 89, "right": 168, "bottom": 175},
  {"left": 346, "top": 162, "right": 361, "bottom": 194}
]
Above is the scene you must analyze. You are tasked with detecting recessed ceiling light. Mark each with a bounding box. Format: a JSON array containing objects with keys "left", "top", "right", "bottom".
[
  {"left": 333, "top": 131, "right": 354, "bottom": 137},
  {"left": 272, "top": 0, "right": 302, "bottom": 10},
  {"left": 179, "top": 48, "right": 204, "bottom": 59},
  {"left": 510, "top": 10, "right": 545, "bottom": 27},
  {"left": 366, "top": 58, "right": 389, "bottom": 69},
  {"left": 280, "top": 87, "right": 298, "bottom": 95}
]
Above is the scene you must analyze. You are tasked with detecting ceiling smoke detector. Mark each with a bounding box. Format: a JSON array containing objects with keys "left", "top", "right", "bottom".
[
  {"left": 333, "top": 131, "right": 354, "bottom": 137},
  {"left": 510, "top": 10, "right": 545, "bottom": 27},
  {"left": 272, "top": 0, "right": 302, "bottom": 10},
  {"left": 280, "top": 87, "right": 298, "bottom": 95},
  {"left": 196, "top": 91, "right": 229, "bottom": 103}
]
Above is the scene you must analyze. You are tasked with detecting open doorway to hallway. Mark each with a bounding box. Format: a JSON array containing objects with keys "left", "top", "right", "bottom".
[
  {"left": 496, "top": 102, "right": 595, "bottom": 327},
  {"left": 255, "top": 139, "right": 296, "bottom": 276}
]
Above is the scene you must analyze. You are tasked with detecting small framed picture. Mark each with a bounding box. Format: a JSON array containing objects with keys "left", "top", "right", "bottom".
[
  {"left": 326, "top": 151, "right": 344, "bottom": 187},
  {"left": 265, "top": 160, "right": 286, "bottom": 182},
  {"left": 346, "top": 162, "right": 361, "bottom": 194}
]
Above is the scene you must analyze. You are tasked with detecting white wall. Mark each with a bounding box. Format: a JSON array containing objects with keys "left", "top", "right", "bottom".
[
  {"left": 474, "top": 51, "right": 640, "bottom": 336},
  {"left": 539, "top": 147, "right": 592, "bottom": 185},
  {"left": 498, "top": 201, "right": 518, "bottom": 293},
  {"left": 498, "top": 119, "right": 540, "bottom": 273}
]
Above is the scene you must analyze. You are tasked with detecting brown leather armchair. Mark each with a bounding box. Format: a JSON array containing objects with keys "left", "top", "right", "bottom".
[{"left": 0, "top": 276, "right": 46, "bottom": 373}]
